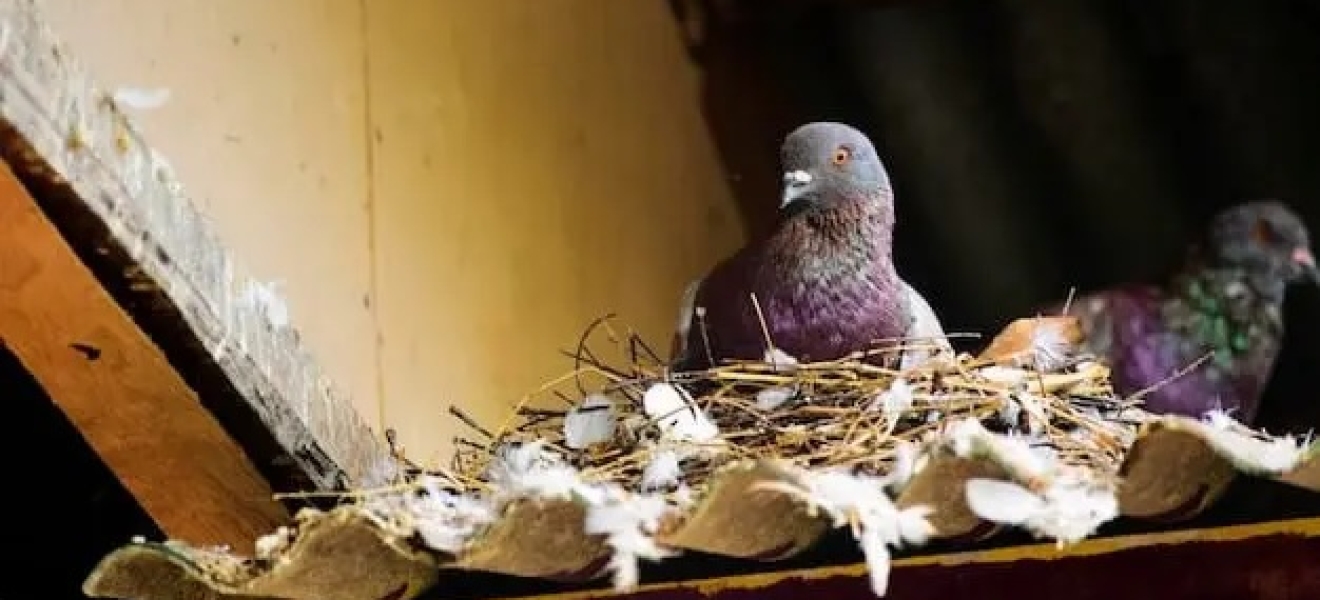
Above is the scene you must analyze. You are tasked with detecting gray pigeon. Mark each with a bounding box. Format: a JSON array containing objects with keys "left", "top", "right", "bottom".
[
  {"left": 1045, "top": 200, "right": 1318, "bottom": 424},
  {"left": 670, "top": 122, "right": 950, "bottom": 372}
]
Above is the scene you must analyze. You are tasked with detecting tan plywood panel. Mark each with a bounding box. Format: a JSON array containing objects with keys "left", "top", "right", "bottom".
[{"left": 364, "top": 1, "right": 744, "bottom": 460}]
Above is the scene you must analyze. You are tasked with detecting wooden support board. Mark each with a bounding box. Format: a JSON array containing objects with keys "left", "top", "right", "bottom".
[
  {"left": 0, "top": 0, "right": 388, "bottom": 500},
  {"left": 81, "top": 505, "right": 1320, "bottom": 600},
  {"left": 493, "top": 516, "right": 1320, "bottom": 600},
  {"left": 0, "top": 159, "right": 288, "bottom": 550}
]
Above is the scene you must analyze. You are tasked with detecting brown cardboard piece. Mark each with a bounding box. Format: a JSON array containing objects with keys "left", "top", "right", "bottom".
[
  {"left": 84, "top": 316, "right": 1320, "bottom": 598},
  {"left": 83, "top": 509, "right": 438, "bottom": 600},
  {"left": 85, "top": 442, "right": 1320, "bottom": 600}
]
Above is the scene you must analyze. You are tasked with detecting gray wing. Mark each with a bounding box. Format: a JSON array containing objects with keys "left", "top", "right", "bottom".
[
  {"left": 898, "top": 278, "right": 953, "bottom": 370},
  {"left": 670, "top": 278, "right": 703, "bottom": 363}
]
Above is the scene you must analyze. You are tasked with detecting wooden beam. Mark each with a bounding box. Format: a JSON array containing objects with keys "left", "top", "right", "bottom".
[
  {"left": 0, "top": 0, "right": 388, "bottom": 496},
  {"left": 497, "top": 516, "right": 1320, "bottom": 600},
  {"left": 0, "top": 160, "right": 288, "bottom": 550}
]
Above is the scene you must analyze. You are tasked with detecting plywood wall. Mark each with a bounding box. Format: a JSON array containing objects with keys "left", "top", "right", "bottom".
[{"left": 39, "top": 0, "right": 744, "bottom": 464}]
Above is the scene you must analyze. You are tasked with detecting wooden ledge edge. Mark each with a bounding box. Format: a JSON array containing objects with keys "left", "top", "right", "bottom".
[
  {"left": 492, "top": 514, "right": 1320, "bottom": 600},
  {"left": 0, "top": 0, "right": 390, "bottom": 495}
]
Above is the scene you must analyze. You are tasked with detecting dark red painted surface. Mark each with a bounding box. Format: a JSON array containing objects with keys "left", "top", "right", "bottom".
[{"left": 615, "top": 534, "right": 1320, "bottom": 600}]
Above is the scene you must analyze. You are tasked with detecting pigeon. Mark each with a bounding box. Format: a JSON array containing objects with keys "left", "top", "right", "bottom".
[
  {"left": 670, "top": 121, "right": 950, "bottom": 372},
  {"left": 1045, "top": 200, "right": 1318, "bottom": 424}
]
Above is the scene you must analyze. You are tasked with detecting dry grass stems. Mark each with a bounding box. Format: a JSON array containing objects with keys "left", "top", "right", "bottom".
[{"left": 288, "top": 313, "right": 1311, "bottom": 598}]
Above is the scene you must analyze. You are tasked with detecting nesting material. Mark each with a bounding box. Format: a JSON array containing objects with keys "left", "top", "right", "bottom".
[
  {"left": 458, "top": 316, "right": 1127, "bottom": 493},
  {"left": 358, "top": 316, "right": 1150, "bottom": 596},
  {"left": 85, "top": 315, "right": 1320, "bottom": 600},
  {"left": 268, "top": 316, "right": 1312, "bottom": 599}
]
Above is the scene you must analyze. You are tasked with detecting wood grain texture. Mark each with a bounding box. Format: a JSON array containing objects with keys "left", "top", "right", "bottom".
[
  {"left": 0, "top": 160, "right": 287, "bottom": 550},
  {"left": 0, "top": 0, "right": 389, "bottom": 492}
]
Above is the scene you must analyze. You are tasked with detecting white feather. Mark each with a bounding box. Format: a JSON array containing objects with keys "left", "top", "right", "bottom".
[
  {"left": 754, "top": 469, "right": 933, "bottom": 597},
  {"left": 672, "top": 279, "right": 702, "bottom": 360},
  {"left": 965, "top": 476, "right": 1118, "bottom": 547},
  {"left": 112, "top": 86, "right": 171, "bottom": 110},
  {"left": 898, "top": 280, "right": 952, "bottom": 371},
  {"left": 763, "top": 347, "right": 800, "bottom": 373},
  {"left": 563, "top": 394, "right": 617, "bottom": 449},
  {"left": 583, "top": 490, "right": 679, "bottom": 590},
  {"left": 1027, "top": 319, "right": 1074, "bottom": 371},
  {"left": 963, "top": 479, "right": 1044, "bottom": 525},
  {"left": 755, "top": 386, "right": 796, "bottom": 411},
  {"left": 639, "top": 450, "right": 682, "bottom": 492},
  {"left": 1192, "top": 413, "right": 1310, "bottom": 474},
  {"left": 869, "top": 378, "right": 914, "bottom": 419},
  {"left": 642, "top": 383, "right": 720, "bottom": 442}
]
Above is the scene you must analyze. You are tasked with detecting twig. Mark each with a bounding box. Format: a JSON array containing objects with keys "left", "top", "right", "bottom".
[{"left": 1125, "top": 352, "right": 1212, "bottom": 404}]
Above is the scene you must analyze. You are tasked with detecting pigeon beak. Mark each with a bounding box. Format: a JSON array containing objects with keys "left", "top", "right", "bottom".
[
  {"left": 780, "top": 170, "right": 813, "bottom": 208},
  {"left": 1291, "top": 246, "right": 1319, "bottom": 284}
]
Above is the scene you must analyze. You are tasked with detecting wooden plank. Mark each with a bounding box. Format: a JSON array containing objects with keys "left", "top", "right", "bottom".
[
  {"left": 0, "top": 160, "right": 288, "bottom": 550},
  {"left": 0, "top": 0, "right": 389, "bottom": 494},
  {"left": 492, "top": 516, "right": 1320, "bottom": 600}
]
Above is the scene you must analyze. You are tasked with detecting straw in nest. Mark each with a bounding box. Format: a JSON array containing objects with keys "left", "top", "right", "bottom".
[{"left": 316, "top": 314, "right": 1312, "bottom": 598}]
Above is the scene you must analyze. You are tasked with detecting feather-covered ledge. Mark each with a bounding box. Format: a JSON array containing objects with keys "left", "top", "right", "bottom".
[{"left": 83, "top": 315, "right": 1320, "bottom": 600}]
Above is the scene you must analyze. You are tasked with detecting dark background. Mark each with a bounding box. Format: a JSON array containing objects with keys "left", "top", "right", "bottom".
[{"left": 681, "top": 0, "right": 1320, "bottom": 438}]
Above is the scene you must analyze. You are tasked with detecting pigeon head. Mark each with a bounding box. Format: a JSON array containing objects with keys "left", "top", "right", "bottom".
[
  {"left": 1204, "top": 200, "right": 1319, "bottom": 295},
  {"left": 778, "top": 122, "right": 892, "bottom": 214}
]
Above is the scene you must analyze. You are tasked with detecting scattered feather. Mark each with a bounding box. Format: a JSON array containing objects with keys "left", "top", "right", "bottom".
[
  {"left": 253, "top": 526, "right": 293, "bottom": 560},
  {"left": 405, "top": 476, "right": 497, "bottom": 553},
  {"left": 945, "top": 418, "right": 1052, "bottom": 483},
  {"left": 998, "top": 393, "right": 1022, "bottom": 426},
  {"left": 869, "top": 378, "right": 914, "bottom": 419},
  {"left": 485, "top": 441, "right": 587, "bottom": 501},
  {"left": 1027, "top": 319, "right": 1075, "bottom": 371},
  {"left": 965, "top": 476, "right": 1118, "bottom": 547},
  {"left": 1015, "top": 393, "right": 1048, "bottom": 436},
  {"left": 583, "top": 490, "right": 679, "bottom": 591},
  {"left": 755, "top": 469, "right": 934, "bottom": 596},
  {"left": 755, "top": 386, "right": 796, "bottom": 411},
  {"left": 1191, "top": 412, "right": 1310, "bottom": 474},
  {"left": 763, "top": 347, "right": 800, "bottom": 373},
  {"left": 976, "top": 365, "right": 1029, "bottom": 387},
  {"left": 643, "top": 382, "right": 720, "bottom": 442},
  {"left": 640, "top": 450, "right": 682, "bottom": 492},
  {"left": 563, "top": 394, "right": 617, "bottom": 449},
  {"left": 878, "top": 441, "right": 918, "bottom": 495},
  {"left": 112, "top": 86, "right": 171, "bottom": 110}
]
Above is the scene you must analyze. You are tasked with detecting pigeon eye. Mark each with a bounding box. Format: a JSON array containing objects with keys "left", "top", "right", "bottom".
[
  {"left": 1252, "top": 219, "right": 1280, "bottom": 245},
  {"left": 831, "top": 147, "right": 852, "bottom": 166}
]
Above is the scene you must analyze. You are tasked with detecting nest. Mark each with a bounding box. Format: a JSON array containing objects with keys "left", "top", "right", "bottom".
[
  {"left": 271, "top": 314, "right": 1315, "bottom": 598},
  {"left": 324, "top": 314, "right": 1164, "bottom": 596},
  {"left": 434, "top": 315, "right": 1145, "bottom": 498}
]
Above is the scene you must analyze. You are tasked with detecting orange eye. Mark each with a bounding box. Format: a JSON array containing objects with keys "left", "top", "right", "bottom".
[
  {"left": 1252, "top": 219, "right": 1279, "bottom": 245},
  {"left": 831, "top": 147, "right": 852, "bottom": 165}
]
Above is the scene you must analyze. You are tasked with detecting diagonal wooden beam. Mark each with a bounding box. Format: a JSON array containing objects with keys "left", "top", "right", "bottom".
[
  {"left": 0, "top": 159, "right": 288, "bottom": 550},
  {"left": 0, "top": 0, "right": 390, "bottom": 502}
]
